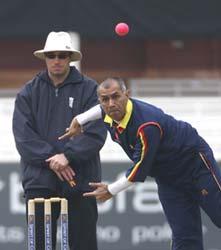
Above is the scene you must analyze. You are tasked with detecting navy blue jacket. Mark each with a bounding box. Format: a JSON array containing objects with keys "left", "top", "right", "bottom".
[
  {"left": 103, "top": 98, "right": 211, "bottom": 183},
  {"left": 13, "top": 67, "right": 107, "bottom": 193}
]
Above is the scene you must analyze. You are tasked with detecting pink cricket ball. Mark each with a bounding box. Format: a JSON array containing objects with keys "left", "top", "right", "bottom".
[{"left": 115, "top": 22, "right": 129, "bottom": 36}]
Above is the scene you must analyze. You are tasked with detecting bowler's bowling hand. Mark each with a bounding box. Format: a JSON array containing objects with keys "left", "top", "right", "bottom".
[
  {"left": 83, "top": 182, "right": 113, "bottom": 202},
  {"left": 58, "top": 118, "right": 83, "bottom": 140}
]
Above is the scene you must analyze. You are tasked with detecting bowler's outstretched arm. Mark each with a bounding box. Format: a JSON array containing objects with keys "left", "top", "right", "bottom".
[{"left": 59, "top": 104, "right": 102, "bottom": 140}]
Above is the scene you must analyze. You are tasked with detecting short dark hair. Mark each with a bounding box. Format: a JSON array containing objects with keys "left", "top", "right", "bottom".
[{"left": 97, "top": 77, "right": 127, "bottom": 93}]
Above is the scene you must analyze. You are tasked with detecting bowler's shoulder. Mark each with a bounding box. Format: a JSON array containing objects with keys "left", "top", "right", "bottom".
[{"left": 132, "top": 98, "right": 160, "bottom": 111}]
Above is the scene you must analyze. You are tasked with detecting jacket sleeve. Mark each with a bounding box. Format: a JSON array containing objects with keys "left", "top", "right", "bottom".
[
  {"left": 63, "top": 80, "right": 107, "bottom": 164},
  {"left": 12, "top": 86, "right": 56, "bottom": 165},
  {"left": 126, "top": 123, "right": 162, "bottom": 182}
]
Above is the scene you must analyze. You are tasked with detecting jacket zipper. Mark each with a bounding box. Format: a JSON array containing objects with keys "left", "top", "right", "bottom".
[{"left": 55, "top": 88, "right": 59, "bottom": 97}]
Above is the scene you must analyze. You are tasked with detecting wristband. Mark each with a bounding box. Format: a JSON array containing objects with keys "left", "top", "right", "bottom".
[
  {"left": 76, "top": 105, "right": 102, "bottom": 125},
  {"left": 107, "top": 175, "right": 134, "bottom": 195}
]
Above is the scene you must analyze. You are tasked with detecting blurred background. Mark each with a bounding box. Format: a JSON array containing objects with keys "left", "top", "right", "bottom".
[{"left": 0, "top": 1, "right": 221, "bottom": 249}]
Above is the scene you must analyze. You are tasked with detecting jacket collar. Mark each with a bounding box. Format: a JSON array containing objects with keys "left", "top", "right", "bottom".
[
  {"left": 104, "top": 99, "right": 133, "bottom": 132},
  {"left": 38, "top": 66, "right": 83, "bottom": 86}
]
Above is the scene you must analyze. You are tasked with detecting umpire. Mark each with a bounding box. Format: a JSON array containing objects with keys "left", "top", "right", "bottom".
[{"left": 12, "top": 31, "right": 107, "bottom": 250}]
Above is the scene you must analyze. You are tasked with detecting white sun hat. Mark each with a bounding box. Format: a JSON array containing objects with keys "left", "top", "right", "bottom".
[{"left": 33, "top": 31, "right": 82, "bottom": 61}]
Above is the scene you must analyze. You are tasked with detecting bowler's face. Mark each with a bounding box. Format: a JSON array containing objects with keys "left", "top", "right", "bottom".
[
  {"left": 98, "top": 81, "right": 129, "bottom": 122},
  {"left": 45, "top": 51, "right": 71, "bottom": 78}
]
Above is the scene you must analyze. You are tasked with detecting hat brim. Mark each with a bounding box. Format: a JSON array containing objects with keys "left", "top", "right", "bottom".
[{"left": 33, "top": 49, "right": 82, "bottom": 62}]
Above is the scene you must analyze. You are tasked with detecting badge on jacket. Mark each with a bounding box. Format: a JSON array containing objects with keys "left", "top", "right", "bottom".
[{"left": 69, "top": 97, "right": 74, "bottom": 108}]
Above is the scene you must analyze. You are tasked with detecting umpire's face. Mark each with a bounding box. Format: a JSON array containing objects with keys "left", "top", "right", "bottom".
[
  {"left": 44, "top": 51, "right": 72, "bottom": 79},
  {"left": 98, "top": 80, "right": 129, "bottom": 122}
]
